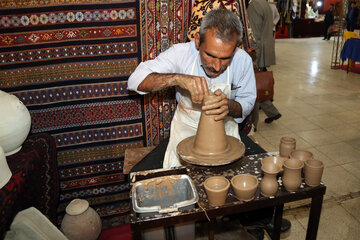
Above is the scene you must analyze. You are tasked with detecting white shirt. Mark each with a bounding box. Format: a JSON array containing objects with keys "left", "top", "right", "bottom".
[
  {"left": 269, "top": 3, "right": 280, "bottom": 31},
  {"left": 127, "top": 41, "right": 256, "bottom": 123}
]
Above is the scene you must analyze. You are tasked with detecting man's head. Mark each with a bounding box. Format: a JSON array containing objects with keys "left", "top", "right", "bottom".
[
  {"left": 351, "top": 2, "right": 356, "bottom": 7},
  {"left": 195, "top": 9, "right": 243, "bottom": 78},
  {"left": 329, "top": 3, "right": 334, "bottom": 9}
]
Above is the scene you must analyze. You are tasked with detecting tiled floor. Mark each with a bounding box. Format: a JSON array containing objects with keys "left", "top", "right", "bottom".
[{"left": 196, "top": 37, "right": 360, "bottom": 239}]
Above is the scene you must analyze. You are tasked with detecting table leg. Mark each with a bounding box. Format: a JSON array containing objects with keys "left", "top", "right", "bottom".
[
  {"left": 131, "top": 224, "right": 142, "bottom": 240},
  {"left": 208, "top": 219, "right": 215, "bottom": 240},
  {"left": 271, "top": 204, "right": 284, "bottom": 240},
  {"left": 306, "top": 194, "right": 324, "bottom": 240}
]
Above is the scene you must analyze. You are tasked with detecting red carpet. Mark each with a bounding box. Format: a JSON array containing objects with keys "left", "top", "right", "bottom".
[
  {"left": 336, "top": 64, "right": 360, "bottom": 74},
  {"left": 98, "top": 224, "right": 132, "bottom": 240}
]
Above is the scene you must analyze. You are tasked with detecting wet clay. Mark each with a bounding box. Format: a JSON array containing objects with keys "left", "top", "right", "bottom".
[{"left": 177, "top": 93, "right": 245, "bottom": 166}]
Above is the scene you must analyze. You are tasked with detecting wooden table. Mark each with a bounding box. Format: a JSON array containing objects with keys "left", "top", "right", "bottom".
[{"left": 130, "top": 153, "right": 326, "bottom": 240}]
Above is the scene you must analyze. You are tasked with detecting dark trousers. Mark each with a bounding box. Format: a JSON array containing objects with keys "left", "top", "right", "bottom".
[{"left": 324, "top": 24, "right": 332, "bottom": 39}]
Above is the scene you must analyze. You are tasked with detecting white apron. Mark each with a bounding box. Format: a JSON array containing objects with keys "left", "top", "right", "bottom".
[{"left": 163, "top": 54, "right": 241, "bottom": 168}]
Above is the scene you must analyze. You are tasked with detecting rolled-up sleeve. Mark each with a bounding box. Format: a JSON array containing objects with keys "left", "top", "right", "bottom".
[
  {"left": 127, "top": 44, "right": 183, "bottom": 95},
  {"left": 231, "top": 52, "right": 257, "bottom": 123}
]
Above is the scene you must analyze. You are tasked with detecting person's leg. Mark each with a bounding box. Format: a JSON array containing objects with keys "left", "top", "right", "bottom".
[
  {"left": 130, "top": 138, "right": 169, "bottom": 173},
  {"left": 259, "top": 100, "right": 281, "bottom": 118},
  {"left": 323, "top": 25, "right": 328, "bottom": 40},
  {"left": 253, "top": 102, "right": 259, "bottom": 132}
]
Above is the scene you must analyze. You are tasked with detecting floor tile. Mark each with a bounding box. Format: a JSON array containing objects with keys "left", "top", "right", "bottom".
[
  {"left": 315, "top": 142, "right": 360, "bottom": 165},
  {"left": 321, "top": 165, "right": 360, "bottom": 198},
  {"left": 340, "top": 197, "right": 360, "bottom": 223},
  {"left": 295, "top": 201, "right": 360, "bottom": 240},
  {"left": 296, "top": 129, "right": 340, "bottom": 147}
]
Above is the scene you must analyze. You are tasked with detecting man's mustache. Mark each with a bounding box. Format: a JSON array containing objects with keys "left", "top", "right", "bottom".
[{"left": 201, "top": 64, "right": 227, "bottom": 74}]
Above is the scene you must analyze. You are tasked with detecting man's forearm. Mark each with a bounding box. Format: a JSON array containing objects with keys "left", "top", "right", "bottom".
[
  {"left": 137, "top": 73, "right": 178, "bottom": 92},
  {"left": 228, "top": 99, "right": 243, "bottom": 118}
]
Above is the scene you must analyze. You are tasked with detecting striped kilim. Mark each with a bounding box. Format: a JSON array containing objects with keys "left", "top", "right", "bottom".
[{"left": 0, "top": 0, "right": 190, "bottom": 229}]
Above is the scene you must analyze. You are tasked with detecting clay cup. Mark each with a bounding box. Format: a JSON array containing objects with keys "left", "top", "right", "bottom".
[
  {"left": 231, "top": 174, "right": 258, "bottom": 201},
  {"left": 290, "top": 149, "right": 313, "bottom": 162},
  {"left": 282, "top": 158, "right": 304, "bottom": 192},
  {"left": 304, "top": 159, "right": 324, "bottom": 187},
  {"left": 204, "top": 176, "right": 230, "bottom": 207},
  {"left": 279, "top": 136, "right": 296, "bottom": 158}
]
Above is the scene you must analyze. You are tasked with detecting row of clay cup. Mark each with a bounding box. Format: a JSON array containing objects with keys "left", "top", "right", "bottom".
[
  {"left": 204, "top": 174, "right": 258, "bottom": 207},
  {"left": 278, "top": 136, "right": 324, "bottom": 191}
]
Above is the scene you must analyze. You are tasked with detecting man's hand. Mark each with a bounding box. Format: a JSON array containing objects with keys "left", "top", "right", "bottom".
[
  {"left": 201, "top": 89, "right": 229, "bottom": 121},
  {"left": 175, "top": 75, "right": 209, "bottom": 104},
  {"left": 137, "top": 73, "right": 209, "bottom": 104}
]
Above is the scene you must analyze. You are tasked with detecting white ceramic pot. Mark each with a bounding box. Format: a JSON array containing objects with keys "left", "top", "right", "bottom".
[
  {"left": 0, "top": 90, "right": 31, "bottom": 156},
  {"left": 61, "top": 199, "right": 102, "bottom": 240},
  {"left": 0, "top": 145, "right": 12, "bottom": 188}
]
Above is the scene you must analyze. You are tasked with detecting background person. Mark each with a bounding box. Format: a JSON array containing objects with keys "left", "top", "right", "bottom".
[{"left": 323, "top": 4, "right": 334, "bottom": 40}]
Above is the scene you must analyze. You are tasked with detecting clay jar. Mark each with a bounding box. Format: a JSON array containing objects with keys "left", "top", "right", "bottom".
[
  {"left": 282, "top": 158, "right": 304, "bottom": 192},
  {"left": 304, "top": 159, "right": 324, "bottom": 187},
  {"left": 61, "top": 199, "right": 102, "bottom": 240},
  {"left": 261, "top": 162, "right": 280, "bottom": 197},
  {"left": 204, "top": 176, "right": 230, "bottom": 206},
  {"left": 193, "top": 93, "right": 228, "bottom": 155},
  {"left": 231, "top": 174, "right": 258, "bottom": 201},
  {"left": 279, "top": 137, "right": 296, "bottom": 158},
  {"left": 289, "top": 149, "right": 313, "bottom": 162}
]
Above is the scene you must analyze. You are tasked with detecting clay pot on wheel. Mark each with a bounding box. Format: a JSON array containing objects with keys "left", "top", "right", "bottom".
[
  {"left": 282, "top": 158, "right": 304, "bottom": 192},
  {"left": 61, "top": 199, "right": 102, "bottom": 240}
]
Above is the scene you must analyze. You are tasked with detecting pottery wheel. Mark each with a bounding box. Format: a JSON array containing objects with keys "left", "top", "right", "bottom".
[{"left": 177, "top": 136, "right": 245, "bottom": 166}]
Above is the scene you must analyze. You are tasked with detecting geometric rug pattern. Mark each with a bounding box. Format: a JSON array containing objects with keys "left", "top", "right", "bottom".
[{"left": 0, "top": 0, "right": 190, "bottom": 229}]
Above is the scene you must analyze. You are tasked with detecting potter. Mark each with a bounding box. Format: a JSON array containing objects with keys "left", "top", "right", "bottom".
[{"left": 127, "top": 8, "right": 256, "bottom": 168}]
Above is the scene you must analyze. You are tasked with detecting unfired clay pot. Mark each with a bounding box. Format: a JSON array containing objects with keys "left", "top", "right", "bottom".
[
  {"left": 261, "top": 162, "right": 280, "bottom": 197},
  {"left": 304, "top": 159, "right": 324, "bottom": 187},
  {"left": 231, "top": 174, "right": 258, "bottom": 201},
  {"left": 61, "top": 199, "right": 102, "bottom": 240},
  {"left": 282, "top": 158, "right": 304, "bottom": 192},
  {"left": 261, "top": 156, "right": 287, "bottom": 172},
  {"left": 289, "top": 149, "right": 313, "bottom": 162},
  {"left": 204, "top": 176, "right": 230, "bottom": 206},
  {"left": 279, "top": 136, "right": 296, "bottom": 158},
  {"left": 193, "top": 93, "right": 228, "bottom": 155}
]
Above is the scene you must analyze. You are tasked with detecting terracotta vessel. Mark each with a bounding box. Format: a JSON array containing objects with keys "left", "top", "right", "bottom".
[
  {"left": 0, "top": 90, "right": 31, "bottom": 156},
  {"left": 304, "top": 159, "right": 324, "bottom": 187},
  {"left": 204, "top": 176, "right": 230, "bottom": 206},
  {"left": 231, "top": 174, "right": 258, "bottom": 201},
  {"left": 279, "top": 137, "right": 296, "bottom": 158},
  {"left": 290, "top": 149, "right": 313, "bottom": 162},
  {"left": 193, "top": 93, "right": 228, "bottom": 155},
  {"left": 261, "top": 156, "right": 287, "bottom": 172},
  {"left": 61, "top": 199, "right": 102, "bottom": 240},
  {"left": 261, "top": 162, "right": 280, "bottom": 197},
  {"left": 282, "top": 158, "right": 304, "bottom": 191}
]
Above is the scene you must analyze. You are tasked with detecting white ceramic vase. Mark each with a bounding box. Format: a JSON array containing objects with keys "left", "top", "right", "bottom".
[
  {"left": 0, "top": 145, "right": 12, "bottom": 188},
  {"left": 0, "top": 90, "right": 31, "bottom": 156}
]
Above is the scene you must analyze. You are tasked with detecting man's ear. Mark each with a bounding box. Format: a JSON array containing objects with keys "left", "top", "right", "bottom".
[{"left": 195, "top": 32, "right": 200, "bottom": 50}]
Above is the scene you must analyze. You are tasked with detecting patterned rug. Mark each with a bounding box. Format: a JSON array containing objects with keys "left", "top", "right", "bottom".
[{"left": 0, "top": 0, "right": 190, "bottom": 229}]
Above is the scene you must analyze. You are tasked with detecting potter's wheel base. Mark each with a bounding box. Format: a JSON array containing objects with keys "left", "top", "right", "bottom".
[{"left": 177, "top": 136, "right": 245, "bottom": 166}]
